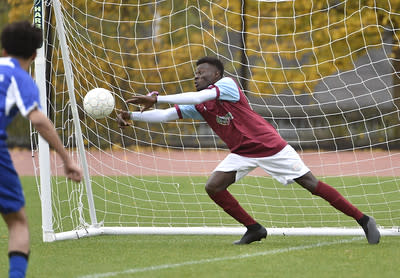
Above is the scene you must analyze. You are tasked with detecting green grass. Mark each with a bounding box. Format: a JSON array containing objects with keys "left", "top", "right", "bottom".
[
  {"left": 0, "top": 176, "right": 399, "bottom": 278},
  {"left": 50, "top": 175, "right": 400, "bottom": 232}
]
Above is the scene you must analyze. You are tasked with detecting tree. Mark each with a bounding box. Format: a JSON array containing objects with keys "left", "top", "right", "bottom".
[
  {"left": 243, "top": 0, "right": 394, "bottom": 96},
  {"left": 2, "top": 0, "right": 32, "bottom": 147},
  {"left": 5, "top": 0, "right": 400, "bottom": 148}
]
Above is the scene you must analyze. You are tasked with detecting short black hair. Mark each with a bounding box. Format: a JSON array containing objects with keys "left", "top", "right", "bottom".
[
  {"left": 1, "top": 21, "right": 43, "bottom": 59},
  {"left": 196, "top": 56, "right": 224, "bottom": 77}
]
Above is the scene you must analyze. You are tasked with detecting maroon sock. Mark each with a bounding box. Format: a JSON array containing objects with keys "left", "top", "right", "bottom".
[
  {"left": 209, "top": 190, "right": 257, "bottom": 226},
  {"left": 313, "top": 181, "right": 363, "bottom": 220}
]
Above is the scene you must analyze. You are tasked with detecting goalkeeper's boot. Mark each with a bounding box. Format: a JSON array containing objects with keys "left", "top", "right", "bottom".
[
  {"left": 234, "top": 225, "right": 267, "bottom": 245},
  {"left": 358, "top": 215, "right": 380, "bottom": 244}
]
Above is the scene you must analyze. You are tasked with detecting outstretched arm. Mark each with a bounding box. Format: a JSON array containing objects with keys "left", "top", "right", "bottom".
[
  {"left": 117, "top": 88, "right": 216, "bottom": 127},
  {"left": 157, "top": 89, "right": 217, "bottom": 104},
  {"left": 117, "top": 107, "right": 180, "bottom": 127},
  {"left": 126, "top": 88, "right": 217, "bottom": 112}
]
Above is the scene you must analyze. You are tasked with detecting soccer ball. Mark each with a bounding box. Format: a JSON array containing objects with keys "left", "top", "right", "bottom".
[{"left": 83, "top": 88, "right": 115, "bottom": 119}]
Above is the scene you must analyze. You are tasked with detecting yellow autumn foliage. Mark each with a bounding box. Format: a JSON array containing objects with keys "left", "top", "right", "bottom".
[
  {"left": 3, "top": 0, "right": 400, "bottom": 147},
  {"left": 6, "top": 0, "right": 397, "bottom": 98}
]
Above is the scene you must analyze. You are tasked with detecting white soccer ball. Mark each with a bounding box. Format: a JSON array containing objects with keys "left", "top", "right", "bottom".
[{"left": 83, "top": 88, "right": 115, "bottom": 119}]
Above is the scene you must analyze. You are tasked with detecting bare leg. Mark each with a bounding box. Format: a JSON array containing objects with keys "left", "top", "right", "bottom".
[
  {"left": 2, "top": 208, "right": 30, "bottom": 254},
  {"left": 205, "top": 170, "right": 236, "bottom": 195},
  {"left": 293, "top": 171, "right": 319, "bottom": 193},
  {"left": 2, "top": 207, "right": 30, "bottom": 277}
]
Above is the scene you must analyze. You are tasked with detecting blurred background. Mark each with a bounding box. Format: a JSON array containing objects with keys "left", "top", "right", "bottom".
[{"left": 1, "top": 0, "right": 400, "bottom": 151}]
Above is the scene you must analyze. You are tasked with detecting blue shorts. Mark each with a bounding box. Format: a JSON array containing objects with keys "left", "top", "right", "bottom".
[{"left": 0, "top": 147, "right": 25, "bottom": 214}]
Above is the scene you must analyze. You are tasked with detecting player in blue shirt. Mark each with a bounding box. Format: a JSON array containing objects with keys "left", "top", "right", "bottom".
[{"left": 1, "top": 21, "right": 82, "bottom": 278}]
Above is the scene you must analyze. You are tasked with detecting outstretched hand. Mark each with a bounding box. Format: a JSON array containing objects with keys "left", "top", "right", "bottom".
[
  {"left": 126, "top": 95, "right": 157, "bottom": 112},
  {"left": 117, "top": 94, "right": 157, "bottom": 127},
  {"left": 116, "top": 109, "right": 132, "bottom": 128}
]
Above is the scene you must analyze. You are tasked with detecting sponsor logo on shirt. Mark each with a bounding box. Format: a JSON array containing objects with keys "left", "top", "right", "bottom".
[
  {"left": 0, "top": 74, "right": 4, "bottom": 82},
  {"left": 216, "top": 112, "right": 234, "bottom": 125}
]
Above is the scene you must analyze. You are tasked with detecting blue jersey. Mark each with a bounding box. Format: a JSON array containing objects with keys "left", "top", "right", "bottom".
[
  {"left": 0, "top": 57, "right": 41, "bottom": 214},
  {"left": 0, "top": 57, "right": 41, "bottom": 141}
]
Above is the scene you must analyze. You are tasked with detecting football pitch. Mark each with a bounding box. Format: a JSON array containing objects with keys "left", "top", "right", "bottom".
[{"left": 0, "top": 176, "right": 399, "bottom": 278}]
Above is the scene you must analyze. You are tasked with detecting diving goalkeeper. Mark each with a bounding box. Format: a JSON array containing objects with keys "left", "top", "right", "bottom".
[{"left": 116, "top": 56, "right": 380, "bottom": 245}]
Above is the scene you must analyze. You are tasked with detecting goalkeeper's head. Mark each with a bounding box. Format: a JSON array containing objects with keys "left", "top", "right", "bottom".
[
  {"left": 1, "top": 20, "right": 43, "bottom": 60},
  {"left": 195, "top": 56, "right": 224, "bottom": 91}
]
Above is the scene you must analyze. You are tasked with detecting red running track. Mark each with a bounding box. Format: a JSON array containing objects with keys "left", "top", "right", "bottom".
[{"left": 10, "top": 149, "right": 400, "bottom": 177}]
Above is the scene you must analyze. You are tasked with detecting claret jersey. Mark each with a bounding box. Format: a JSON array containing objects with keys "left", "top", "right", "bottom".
[{"left": 175, "top": 77, "right": 287, "bottom": 157}]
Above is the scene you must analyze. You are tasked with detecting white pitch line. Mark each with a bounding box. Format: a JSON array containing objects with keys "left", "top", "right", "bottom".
[{"left": 78, "top": 237, "right": 363, "bottom": 278}]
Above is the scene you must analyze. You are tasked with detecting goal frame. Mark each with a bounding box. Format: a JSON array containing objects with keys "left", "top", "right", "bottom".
[{"left": 34, "top": 0, "right": 400, "bottom": 242}]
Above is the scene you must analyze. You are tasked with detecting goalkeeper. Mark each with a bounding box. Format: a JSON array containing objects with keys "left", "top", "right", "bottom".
[
  {"left": 117, "top": 56, "right": 380, "bottom": 245},
  {"left": 1, "top": 21, "right": 82, "bottom": 277}
]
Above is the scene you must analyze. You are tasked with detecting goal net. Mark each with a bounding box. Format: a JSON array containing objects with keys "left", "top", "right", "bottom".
[{"left": 33, "top": 0, "right": 400, "bottom": 241}]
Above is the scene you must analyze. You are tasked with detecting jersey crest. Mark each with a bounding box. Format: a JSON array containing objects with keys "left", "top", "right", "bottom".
[
  {"left": 179, "top": 77, "right": 287, "bottom": 157},
  {"left": 216, "top": 112, "right": 234, "bottom": 125}
]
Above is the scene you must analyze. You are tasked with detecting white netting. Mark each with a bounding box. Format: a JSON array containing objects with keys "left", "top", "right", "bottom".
[{"left": 34, "top": 0, "right": 400, "bottom": 239}]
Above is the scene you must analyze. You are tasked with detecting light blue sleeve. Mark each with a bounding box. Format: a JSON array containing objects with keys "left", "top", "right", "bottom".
[
  {"left": 177, "top": 104, "right": 204, "bottom": 120},
  {"left": 214, "top": 77, "right": 240, "bottom": 102}
]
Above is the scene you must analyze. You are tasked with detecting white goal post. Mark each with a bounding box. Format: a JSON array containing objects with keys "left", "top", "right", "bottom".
[{"left": 33, "top": 0, "right": 400, "bottom": 242}]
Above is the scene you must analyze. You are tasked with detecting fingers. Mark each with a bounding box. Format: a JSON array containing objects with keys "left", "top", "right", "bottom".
[
  {"left": 140, "top": 104, "right": 152, "bottom": 112},
  {"left": 119, "top": 95, "right": 156, "bottom": 122},
  {"left": 126, "top": 95, "right": 156, "bottom": 107},
  {"left": 126, "top": 97, "right": 141, "bottom": 104},
  {"left": 68, "top": 170, "right": 82, "bottom": 182},
  {"left": 116, "top": 112, "right": 131, "bottom": 128},
  {"left": 118, "top": 122, "right": 130, "bottom": 128},
  {"left": 114, "top": 108, "right": 126, "bottom": 114},
  {"left": 65, "top": 164, "right": 82, "bottom": 182}
]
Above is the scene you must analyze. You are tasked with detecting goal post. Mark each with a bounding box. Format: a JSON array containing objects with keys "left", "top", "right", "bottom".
[
  {"left": 34, "top": 0, "right": 400, "bottom": 242},
  {"left": 33, "top": 0, "right": 54, "bottom": 242}
]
